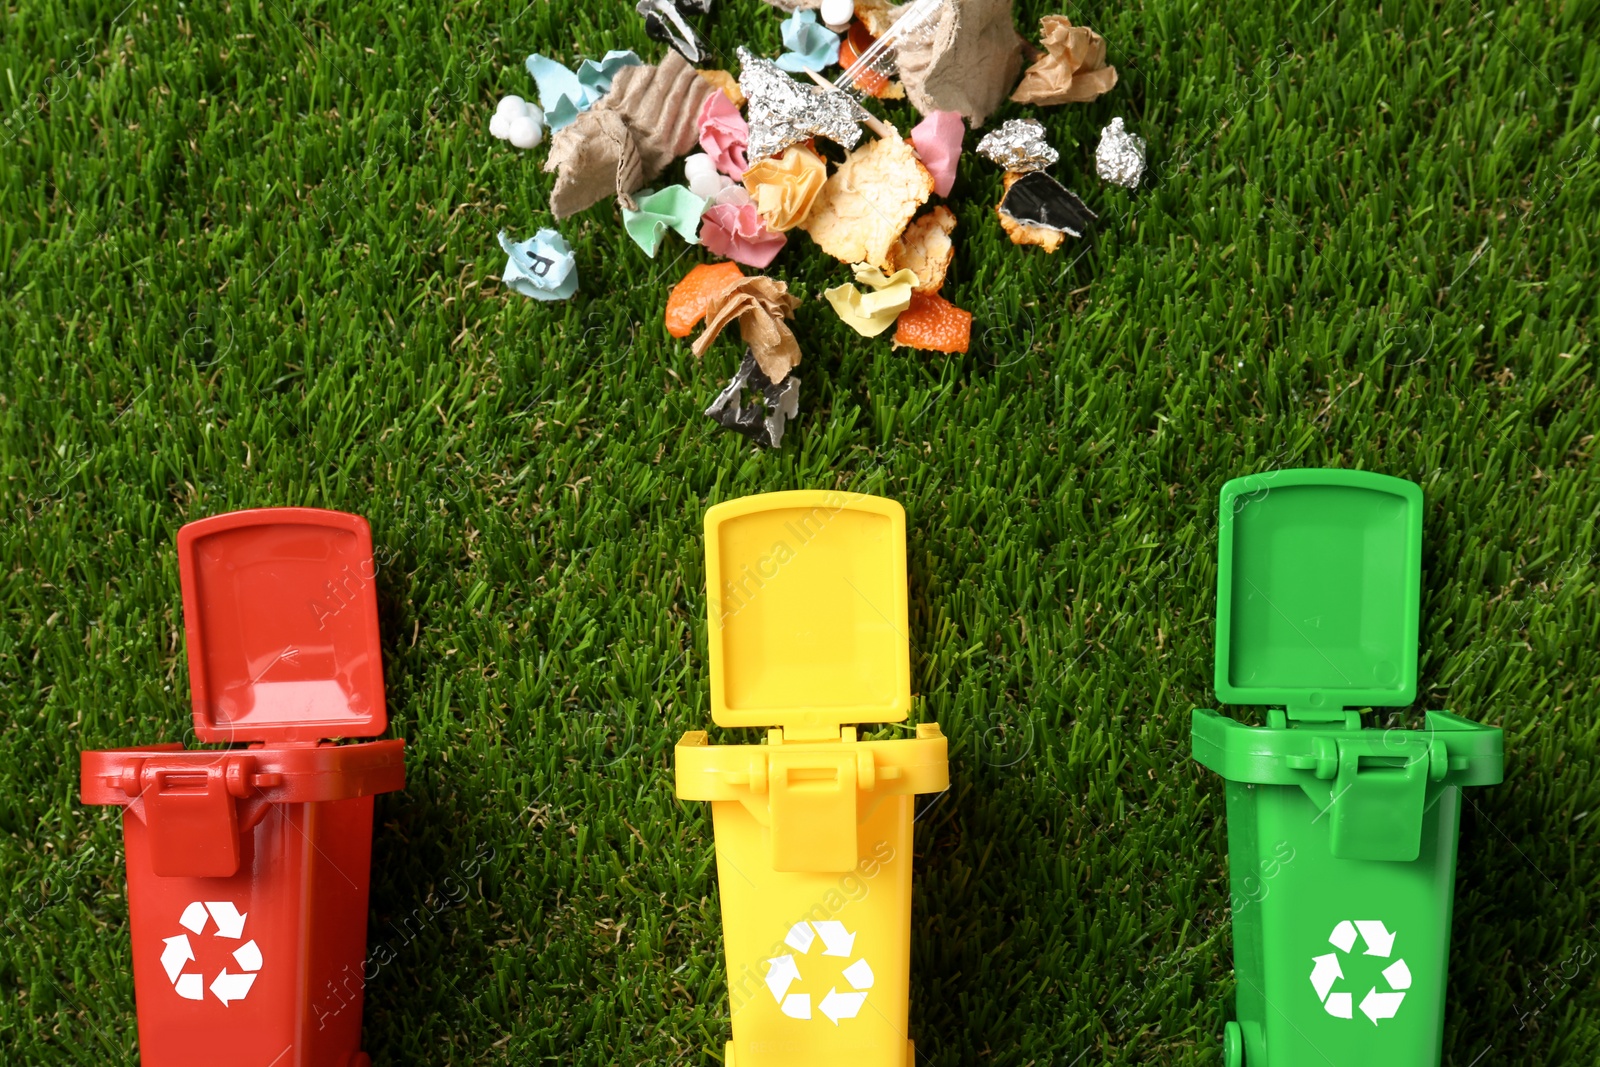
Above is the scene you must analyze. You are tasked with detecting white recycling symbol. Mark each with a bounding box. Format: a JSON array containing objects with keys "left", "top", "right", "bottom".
[
  {"left": 762, "top": 921, "right": 874, "bottom": 1025},
  {"left": 1310, "top": 920, "right": 1411, "bottom": 1025},
  {"left": 161, "top": 901, "right": 263, "bottom": 1006}
]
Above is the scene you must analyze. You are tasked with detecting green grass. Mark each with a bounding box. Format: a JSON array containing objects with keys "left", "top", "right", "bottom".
[{"left": 2, "top": 0, "right": 1597, "bottom": 1063}]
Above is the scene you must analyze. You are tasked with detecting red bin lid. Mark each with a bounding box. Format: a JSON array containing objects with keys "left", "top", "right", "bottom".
[{"left": 176, "top": 508, "right": 388, "bottom": 744}]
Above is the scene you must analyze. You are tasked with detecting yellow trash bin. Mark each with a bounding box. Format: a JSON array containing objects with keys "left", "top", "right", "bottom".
[{"left": 676, "top": 490, "right": 948, "bottom": 1067}]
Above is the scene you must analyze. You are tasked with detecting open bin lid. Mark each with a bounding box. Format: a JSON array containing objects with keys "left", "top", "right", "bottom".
[
  {"left": 1215, "top": 469, "right": 1423, "bottom": 711},
  {"left": 177, "top": 508, "right": 388, "bottom": 744},
  {"left": 705, "top": 491, "right": 912, "bottom": 733}
]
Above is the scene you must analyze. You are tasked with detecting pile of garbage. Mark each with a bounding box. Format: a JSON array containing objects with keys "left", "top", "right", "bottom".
[{"left": 492, "top": 0, "right": 1143, "bottom": 447}]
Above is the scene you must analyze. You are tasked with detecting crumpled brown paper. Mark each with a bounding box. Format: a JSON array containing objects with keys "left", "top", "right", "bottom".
[
  {"left": 801, "top": 134, "right": 934, "bottom": 270},
  {"left": 691, "top": 275, "right": 805, "bottom": 383},
  {"left": 889, "top": 205, "right": 957, "bottom": 293},
  {"left": 742, "top": 144, "right": 828, "bottom": 231},
  {"left": 1011, "top": 15, "right": 1118, "bottom": 105},
  {"left": 545, "top": 109, "right": 644, "bottom": 218},
  {"left": 544, "top": 50, "right": 713, "bottom": 217},
  {"left": 896, "top": 0, "right": 1024, "bottom": 127}
]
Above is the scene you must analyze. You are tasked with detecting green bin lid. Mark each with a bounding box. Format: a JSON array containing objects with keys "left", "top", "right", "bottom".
[{"left": 1215, "top": 469, "right": 1423, "bottom": 710}]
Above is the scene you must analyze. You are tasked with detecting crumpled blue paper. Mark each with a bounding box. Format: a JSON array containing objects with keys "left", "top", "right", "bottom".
[
  {"left": 498, "top": 229, "right": 578, "bottom": 301},
  {"left": 524, "top": 50, "right": 641, "bottom": 130},
  {"left": 620, "top": 186, "right": 707, "bottom": 257},
  {"left": 776, "top": 10, "right": 841, "bottom": 73}
]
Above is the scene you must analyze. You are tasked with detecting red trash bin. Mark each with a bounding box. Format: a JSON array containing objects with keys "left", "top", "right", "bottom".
[{"left": 80, "top": 508, "right": 406, "bottom": 1067}]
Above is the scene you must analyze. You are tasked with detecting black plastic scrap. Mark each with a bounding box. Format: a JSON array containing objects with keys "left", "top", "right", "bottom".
[
  {"left": 999, "top": 171, "right": 1098, "bottom": 237},
  {"left": 637, "top": 0, "right": 708, "bottom": 64},
  {"left": 705, "top": 350, "right": 800, "bottom": 447}
]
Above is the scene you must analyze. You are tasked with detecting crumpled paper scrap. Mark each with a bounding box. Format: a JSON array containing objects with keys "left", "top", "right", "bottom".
[
  {"left": 622, "top": 186, "right": 708, "bottom": 256},
  {"left": 698, "top": 91, "right": 750, "bottom": 180},
  {"left": 599, "top": 50, "right": 715, "bottom": 187},
  {"left": 893, "top": 290, "right": 972, "bottom": 352},
  {"left": 824, "top": 263, "right": 917, "bottom": 337},
  {"left": 691, "top": 275, "right": 803, "bottom": 382},
  {"left": 498, "top": 229, "right": 578, "bottom": 301},
  {"left": 910, "top": 110, "right": 964, "bottom": 197},
  {"left": 1011, "top": 16, "right": 1118, "bottom": 105},
  {"left": 742, "top": 143, "right": 828, "bottom": 232},
  {"left": 666, "top": 261, "right": 745, "bottom": 338},
  {"left": 801, "top": 134, "right": 934, "bottom": 269},
  {"left": 896, "top": 0, "right": 1023, "bottom": 127},
  {"left": 525, "top": 50, "right": 641, "bottom": 130},
  {"left": 697, "top": 69, "right": 745, "bottom": 106},
  {"left": 888, "top": 206, "right": 956, "bottom": 293},
  {"left": 544, "top": 109, "right": 642, "bottom": 218},
  {"left": 701, "top": 201, "right": 789, "bottom": 267},
  {"left": 777, "top": 9, "right": 842, "bottom": 73}
]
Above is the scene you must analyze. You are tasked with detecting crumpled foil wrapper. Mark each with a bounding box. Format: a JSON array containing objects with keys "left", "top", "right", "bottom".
[
  {"left": 1095, "top": 117, "right": 1146, "bottom": 189},
  {"left": 738, "top": 46, "right": 864, "bottom": 162},
  {"left": 975, "top": 118, "right": 1058, "bottom": 173}
]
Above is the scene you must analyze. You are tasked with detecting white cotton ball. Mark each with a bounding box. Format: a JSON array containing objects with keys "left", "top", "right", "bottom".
[
  {"left": 489, "top": 112, "right": 513, "bottom": 140},
  {"left": 507, "top": 115, "right": 543, "bottom": 149},
  {"left": 496, "top": 95, "right": 529, "bottom": 118},
  {"left": 684, "top": 153, "right": 731, "bottom": 200},
  {"left": 820, "top": 0, "right": 855, "bottom": 31}
]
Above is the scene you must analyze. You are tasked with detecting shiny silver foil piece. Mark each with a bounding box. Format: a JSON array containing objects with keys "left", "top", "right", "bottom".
[
  {"left": 1094, "top": 117, "right": 1146, "bottom": 189},
  {"left": 975, "top": 118, "right": 1058, "bottom": 173},
  {"left": 738, "top": 46, "right": 865, "bottom": 162}
]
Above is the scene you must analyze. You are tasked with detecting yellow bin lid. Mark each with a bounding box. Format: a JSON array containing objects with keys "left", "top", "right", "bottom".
[{"left": 705, "top": 491, "right": 912, "bottom": 733}]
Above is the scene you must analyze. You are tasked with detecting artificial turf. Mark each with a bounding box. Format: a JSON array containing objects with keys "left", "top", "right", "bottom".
[{"left": 2, "top": 0, "right": 1597, "bottom": 1063}]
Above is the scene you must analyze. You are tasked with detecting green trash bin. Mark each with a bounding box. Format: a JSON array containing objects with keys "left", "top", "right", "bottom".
[{"left": 1191, "top": 469, "right": 1504, "bottom": 1067}]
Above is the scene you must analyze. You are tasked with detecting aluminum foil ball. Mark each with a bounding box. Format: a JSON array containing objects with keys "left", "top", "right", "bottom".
[{"left": 1094, "top": 117, "right": 1146, "bottom": 189}]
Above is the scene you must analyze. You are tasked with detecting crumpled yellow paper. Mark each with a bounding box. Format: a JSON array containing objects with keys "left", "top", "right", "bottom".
[
  {"left": 801, "top": 134, "right": 934, "bottom": 269},
  {"left": 691, "top": 275, "right": 805, "bottom": 382},
  {"left": 823, "top": 263, "right": 918, "bottom": 337},
  {"left": 741, "top": 144, "right": 828, "bottom": 232},
  {"left": 1011, "top": 16, "right": 1119, "bottom": 105}
]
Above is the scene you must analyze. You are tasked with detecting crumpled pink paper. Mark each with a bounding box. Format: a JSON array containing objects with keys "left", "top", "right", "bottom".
[
  {"left": 910, "top": 110, "right": 964, "bottom": 197},
  {"left": 700, "top": 200, "right": 788, "bottom": 268},
  {"left": 697, "top": 92, "right": 750, "bottom": 180}
]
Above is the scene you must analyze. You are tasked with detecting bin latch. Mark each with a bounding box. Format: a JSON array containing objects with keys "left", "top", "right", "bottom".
[
  {"left": 766, "top": 747, "right": 862, "bottom": 874},
  {"left": 1306, "top": 735, "right": 1449, "bottom": 862},
  {"left": 121, "top": 757, "right": 261, "bottom": 879}
]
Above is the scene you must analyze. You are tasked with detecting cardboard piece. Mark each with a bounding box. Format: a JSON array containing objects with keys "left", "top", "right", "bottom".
[{"left": 896, "top": 0, "right": 1024, "bottom": 127}]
